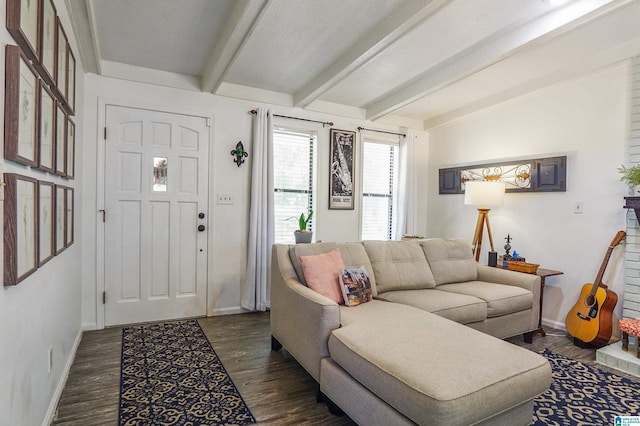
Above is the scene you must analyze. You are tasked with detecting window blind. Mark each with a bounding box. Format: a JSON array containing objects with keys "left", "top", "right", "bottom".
[
  {"left": 273, "top": 127, "right": 316, "bottom": 244},
  {"left": 362, "top": 141, "right": 398, "bottom": 240}
]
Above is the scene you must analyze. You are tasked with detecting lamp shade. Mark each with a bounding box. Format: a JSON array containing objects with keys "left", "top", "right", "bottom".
[{"left": 464, "top": 181, "right": 505, "bottom": 207}]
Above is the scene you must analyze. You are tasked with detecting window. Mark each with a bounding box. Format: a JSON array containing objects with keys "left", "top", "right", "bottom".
[
  {"left": 273, "top": 126, "right": 317, "bottom": 243},
  {"left": 361, "top": 140, "right": 398, "bottom": 240}
]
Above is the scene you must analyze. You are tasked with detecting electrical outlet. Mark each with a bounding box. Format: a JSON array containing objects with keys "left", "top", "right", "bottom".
[
  {"left": 573, "top": 201, "right": 584, "bottom": 214},
  {"left": 217, "top": 193, "right": 233, "bottom": 205},
  {"left": 48, "top": 347, "right": 53, "bottom": 373}
]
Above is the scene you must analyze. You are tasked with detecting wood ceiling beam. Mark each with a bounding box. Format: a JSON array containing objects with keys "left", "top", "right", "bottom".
[
  {"left": 365, "top": 0, "right": 621, "bottom": 121},
  {"left": 201, "top": 0, "right": 270, "bottom": 94},
  {"left": 293, "top": 0, "right": 450, "bottom": 110}
]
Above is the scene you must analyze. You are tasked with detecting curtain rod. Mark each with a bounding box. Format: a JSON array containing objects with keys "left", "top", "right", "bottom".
[
  {"left": 249, "top": 110, "right": 334, "bottom": 127},
  {"left": 357, "top": 126, "right": 405, "bottom": 137}
]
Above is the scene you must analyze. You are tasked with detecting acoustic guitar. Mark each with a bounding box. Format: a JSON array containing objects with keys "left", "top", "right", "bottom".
[{"left": 565, "top": 230, "right": 625, "bottom": 347}]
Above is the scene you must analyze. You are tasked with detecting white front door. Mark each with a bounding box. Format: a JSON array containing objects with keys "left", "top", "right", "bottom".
[{"left": 104, "top": 105, "right": 209, "bottom": 326}]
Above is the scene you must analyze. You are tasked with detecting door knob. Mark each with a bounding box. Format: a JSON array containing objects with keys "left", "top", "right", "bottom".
[
  {"left": 198, "top": 225, "right": 206, "bottom": 232},
  {"left": 198, "top": 212, "right": 205, "bottom": 219}
]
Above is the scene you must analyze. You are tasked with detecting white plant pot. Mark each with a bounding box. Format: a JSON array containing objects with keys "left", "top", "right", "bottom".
[
  {"left": 634, "top": 185, "right": 640, "bottom": 196},
  {"left": 294, "top": 231, "right": 313, "bottom": 244}
]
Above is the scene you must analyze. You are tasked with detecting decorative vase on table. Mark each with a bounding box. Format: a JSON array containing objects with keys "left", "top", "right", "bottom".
[{"left": 294, "top": 230, "right": 313, "bottom": 244}]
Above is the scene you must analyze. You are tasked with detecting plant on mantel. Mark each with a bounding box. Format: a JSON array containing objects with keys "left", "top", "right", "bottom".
[{"left": 618, "top": 164, "right": 640, "bottom": 196}]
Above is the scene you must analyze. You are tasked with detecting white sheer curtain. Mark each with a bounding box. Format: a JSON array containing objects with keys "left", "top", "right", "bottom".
[
  {"left": 242, "top": 108, "right": 274, "bottom": 311},
  {"left": 395, "top": 128, "right": 418, "bottom": 239}
]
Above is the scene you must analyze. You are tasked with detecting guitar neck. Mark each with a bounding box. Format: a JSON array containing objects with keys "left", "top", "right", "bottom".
[{"left": 591, "top": 246, "right": 614, "bottom": 294}]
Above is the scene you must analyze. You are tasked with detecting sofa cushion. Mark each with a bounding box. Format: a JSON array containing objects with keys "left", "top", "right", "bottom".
[
  {"left": 438, "top": 281, "right": 533, "bottom": 318},
  {"left": 331, "top": 301, "right": 551, "bottom": 425},
  {"left": 289, "top": 242, "right": 376, "bottom": 294},
  {"left": 375, "top": 289, "right": 486, "bottom": 324},
  {"left": 363, "top": 241, "right": 435, "bottom": 293},
  {"left": 339, "top": 267, "right": 373, "bottom": 306},
  {"left": 299, "top": 249, "right": 346, "bottom": 304},
  {"left": 420, "top": 238, "right": 477, "bottom": 285}
]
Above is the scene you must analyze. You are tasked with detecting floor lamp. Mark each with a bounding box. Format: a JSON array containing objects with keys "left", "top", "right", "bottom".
[{"left": 464, "top": 181, "right": 505, "bottom": 262}]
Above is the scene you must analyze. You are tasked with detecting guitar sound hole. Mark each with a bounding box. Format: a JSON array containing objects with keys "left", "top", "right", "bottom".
[{"left": 585, "top": 295, "right": 595, "bottom": 306}]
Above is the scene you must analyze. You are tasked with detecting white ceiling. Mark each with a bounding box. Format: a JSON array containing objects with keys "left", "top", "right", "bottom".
[{"left": 65, "top": 0, "right": 640, "bottom": 128}]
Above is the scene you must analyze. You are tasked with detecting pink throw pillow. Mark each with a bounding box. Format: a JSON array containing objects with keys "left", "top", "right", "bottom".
[{"left": 299, "top": 249, "right": 346, "bottom": 304}]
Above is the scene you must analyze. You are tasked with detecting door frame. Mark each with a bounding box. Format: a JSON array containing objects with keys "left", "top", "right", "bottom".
[{"left": 95, "top": 98, "right": 214, "bottom": 329}]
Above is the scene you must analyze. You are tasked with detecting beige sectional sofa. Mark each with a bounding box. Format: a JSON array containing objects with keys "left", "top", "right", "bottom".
[{"left": 270, "top": 238, "right": 552, "bottom": 426}]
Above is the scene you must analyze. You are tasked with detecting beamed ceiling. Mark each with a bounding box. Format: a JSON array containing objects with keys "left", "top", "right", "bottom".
[{"left": 65, "top": 0, "right": 640, "bottom": 128}]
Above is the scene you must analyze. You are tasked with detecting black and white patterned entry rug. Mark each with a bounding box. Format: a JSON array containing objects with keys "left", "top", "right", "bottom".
[
  {"left": 533, "top": 349, "right": 640, "bottom": 425},
  {"left": 119, "top": 320, "right": 256, "bottom": 425}
]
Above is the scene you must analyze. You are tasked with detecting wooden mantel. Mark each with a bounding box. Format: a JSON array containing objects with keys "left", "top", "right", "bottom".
[{"left": 624, "top": 197, "right": 640, "bottom": 222}]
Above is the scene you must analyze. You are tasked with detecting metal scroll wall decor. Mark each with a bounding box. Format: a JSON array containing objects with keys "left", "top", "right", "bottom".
[{"left": 439, "top": 156, "right": 567, "bottom": 194}]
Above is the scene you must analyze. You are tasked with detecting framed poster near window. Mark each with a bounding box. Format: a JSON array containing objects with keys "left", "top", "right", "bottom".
[
  {"left": 329, "top": 129, "right": 355, "bottom": 210},
  {"left": 65, "top": 187, "right": 74, "bottom": 247},
  {"left": 55, "top": 102, "right": 66, "bottom": 176},
  {"left": 3, "top": 174, "right": 38, "bottom": 286},
  {"left": 55, "top": 184, "right": 66, "bottom": 255},
  {"left": 38, "top": 181, "right": 55, "bottom": 266},
  {"left": 4, "top": 45, "right": 39, "bottom": 167},
  {"left": 36, "top": 0, "right": 57, "bottom": 86},
  {"left": 38, "top": 82, "right": 56, "bottom": 172},
  {"left": 6, "top": 0, "right": 40, "bottom": 61}
]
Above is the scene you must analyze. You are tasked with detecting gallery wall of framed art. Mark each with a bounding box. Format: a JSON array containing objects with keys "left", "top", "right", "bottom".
[{"left": 3, "top": 0, "right": 78, "bottom": 286}]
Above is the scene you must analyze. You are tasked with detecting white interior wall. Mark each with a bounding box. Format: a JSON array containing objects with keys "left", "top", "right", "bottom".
[
  {"left": 0, "top": 4, "right": 85, "bottom": 425},
  {"left": 81, "top": 74, "right": 429, "bottom": 329},
  {"left": 427, "top": 63, "right": 630, "bottom": 330}
]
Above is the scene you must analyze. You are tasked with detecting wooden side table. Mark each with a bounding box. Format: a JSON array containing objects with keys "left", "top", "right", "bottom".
[
  {"left": 533, "top": 268, "right": 563, "bottom": 337},
  {"left": 496, "top": 266, "right": 563, "bottom": 337}
]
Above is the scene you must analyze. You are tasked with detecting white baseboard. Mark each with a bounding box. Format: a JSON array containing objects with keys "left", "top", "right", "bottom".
[
  {"left": 542, "top": 318, "right": 567, "bottom": 332},
  {"left": 43, "top": 329, "right": 83, "bottom": 426},
  {"left": 82, "top": 322, "right": 97, "bottom": 331},
  {"left": 208, "top": 306, "right": 245, "bottom": 316}
]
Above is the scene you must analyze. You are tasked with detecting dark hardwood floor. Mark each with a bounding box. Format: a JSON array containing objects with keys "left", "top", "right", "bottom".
[{"left": 52, "top": 312, "right": 638, "bottom": 425}]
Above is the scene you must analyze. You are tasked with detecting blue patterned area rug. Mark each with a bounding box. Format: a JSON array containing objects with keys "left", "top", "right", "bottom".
[
  {"left": 119, "top": 320, "right": 256, "bottom": 425},
  {"left": 533, "top": 349, "right": 640, "bottom": 425}
]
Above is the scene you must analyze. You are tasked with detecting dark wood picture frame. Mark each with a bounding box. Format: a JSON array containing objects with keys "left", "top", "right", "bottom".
[
  {"left": 6, "top": 0, "right": 40, "bottom": 61},
  {"left": 54, "top": 184, "right": 66, "bottom": 255},
  {"left": 38, "top": 81, "right": 56, "bottom": 172},
  {"left": 36, "top": 0, "right": 57, "bottom": 86},
  {"left": 55, "top": 102, "right": 66, "bottom": 176},
  {"left": 3, "top": 173, "right": 39, "bottom": 286},
  {"left": 38, "top": 180, "right": 55, "bottom": 266},
  {"left": 329, "top": 129, "right": 356, "bottom": 210},
  {"left": 66, "top": 48, "right": 76, "bottom": 115},
  {"left": 55, "top": 17, "right": 68, "bottom": 106},
  {"left": 4, "top": 45, "right": 40, "bottom": 167},
  {"left": 66, "top": 118, "right": 75, "bottom": 178},
  {"left": 65, "top": 187, "right": 74, "bottom": 247}
]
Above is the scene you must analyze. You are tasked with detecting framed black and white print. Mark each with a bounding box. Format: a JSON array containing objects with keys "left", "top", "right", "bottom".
[
  {"left": 55, "top": 17, "right": 68, "bottom": 104},
  {"left": 3, "top": 173, "right": 38, "bottom": 286},
  {"left": 65, "top": 187, "right": 74, "bottom": 247},
  {"left": 38, "top": 180, "right": 55, "bottom": 266},
  {"left": 66, "top": 118, "right": 75, "bottom": 178},
  {"left": 66, "top": 48, "right": 76, "bottom": 115},
  {"left": 4, "top": 45, "right": 39, "bottom": 167},
  {"left": 329, "top": 129, "right": 356, "bottom": 210},
  {"left": 55, "top": 102, "right": 66, "bottom": 176},
  {"left": 36, "top": 0, "right": 57, "bottom": 86},
  {"left": 55, "top": 184, "right": 66, "bottom": 255},
  {"left": 6, "top": 0, "right": 40, "bottom": 61},
  {"left": 38, "top": 82, "right": 55, "bottom": 172}
]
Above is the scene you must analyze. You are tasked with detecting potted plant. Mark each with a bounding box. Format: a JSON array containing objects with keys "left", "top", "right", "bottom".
[
  {"left": 294, "top": 211, "right": 313, "bottom": 244},
  {"left": 618, "top": 164, "right": 640, "bottom": 195}
]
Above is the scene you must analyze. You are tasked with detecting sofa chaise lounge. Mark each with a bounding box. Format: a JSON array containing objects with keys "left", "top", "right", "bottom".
[{"left": 270, "top": 238, "right": 552, "bottom": 425}]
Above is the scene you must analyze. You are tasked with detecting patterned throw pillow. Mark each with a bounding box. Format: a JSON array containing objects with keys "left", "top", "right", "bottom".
[
  {"left": 339, "top": 267, "right": 373, "bottom": 307},
  {"left": 299, "top": 249, "right": 346, "bottom": 304}
]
